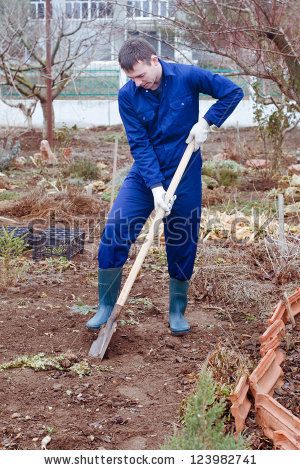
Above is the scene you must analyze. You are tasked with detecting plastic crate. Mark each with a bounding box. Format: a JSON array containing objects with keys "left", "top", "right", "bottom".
[
  {"left": 32, "top": 228, "right": 85, "bottom": 260},
  {"left": 0, "top": 226, "right": 34, "bottom": 247}
]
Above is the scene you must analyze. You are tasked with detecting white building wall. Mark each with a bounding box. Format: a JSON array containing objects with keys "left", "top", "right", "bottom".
[{"left": 0, "top": 98, "right": 258, "bottom": 129}]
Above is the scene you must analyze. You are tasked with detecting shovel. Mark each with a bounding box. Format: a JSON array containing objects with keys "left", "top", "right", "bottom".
[{"left": 88, "top": 141, "right": 195, "bottom": 359}]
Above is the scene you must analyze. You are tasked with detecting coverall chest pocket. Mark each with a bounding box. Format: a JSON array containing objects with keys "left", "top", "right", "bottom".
[
  {"left": 138, "top": 109, "right": 155, "bottom": 125},
  {"left": 169, "top": 95, "right": 193, "bottom": 124}
]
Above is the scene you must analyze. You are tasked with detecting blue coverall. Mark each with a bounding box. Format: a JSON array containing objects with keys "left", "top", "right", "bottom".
[{"left": 98, "top": 60, "right": 244, "bottom": 281}]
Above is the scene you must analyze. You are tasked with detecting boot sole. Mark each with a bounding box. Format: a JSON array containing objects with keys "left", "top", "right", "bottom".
[
  {"left": 85, "top": 323, "right": 106, "bottom": 331},
  {"left": 170, "top": 328, "right": 191, "bottom": 336}
]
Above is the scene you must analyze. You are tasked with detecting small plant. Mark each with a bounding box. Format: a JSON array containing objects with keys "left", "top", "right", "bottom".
[
  {"left": 0, "top": 352, "right": 90, "bottom": 377},
  {"left": 44, "top": 426, "right": 55, "bottom": 435},
  {"left": 69, "top": 361, "right": 92, "bottom": 377},
  {"left": 252, "top": 81, "right": 298, "bottom": 172},
  {"left": 0, "top": 228, "right": 29, "bottom": 287},
  {"left": 119, "top": 309, "right": 139, "bottom": 326},
  {"left": 0, "top": 191, "right": 19, "bottom": 202},
  {"left": 70, "top": 300, "right": 97, "bottom": 316},
  {"left": 45, "top": 257, "right": 75, "bottom": 273},
  {"left": 128, "top": 296, "right": 153, "bottom": 313},
  {"left": 0, "top": 137, "right": 21, "bottom": 171},
  {"left": 162, "top": 368, "right": 246, "bottom": 450},
  {"left": 0, "top": 353, "right": 67, "bottom": 372},
  {"left": 62, "top": 158, "right": 100, "bottom": 180},
  {"left": 202, "top": 160, "right": 244, "bottom": 187},
  {"left": 54, "top": 124, "right": 76, "bottom": 148},
  {"left": 104, "top": 130, "right": 127, "bottom": 144}
]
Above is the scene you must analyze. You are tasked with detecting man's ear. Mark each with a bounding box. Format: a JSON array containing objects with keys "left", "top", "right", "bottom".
[{"left": 151, "top": 55, "right": 159, "bottom": 66}]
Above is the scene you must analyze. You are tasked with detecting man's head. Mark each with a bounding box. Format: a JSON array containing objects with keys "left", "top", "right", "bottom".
[{"left": 118, "top": 38, "right": 162, "bottom": 90}]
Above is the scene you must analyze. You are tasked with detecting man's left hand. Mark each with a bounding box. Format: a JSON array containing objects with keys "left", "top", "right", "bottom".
[{"left": 186, "top": 117, "right": 210, "bottom": 151}]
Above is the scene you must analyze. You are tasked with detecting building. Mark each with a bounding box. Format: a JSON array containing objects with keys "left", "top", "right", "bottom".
[{"left": 30, "top": 0, "right": 178, "bottom": 62}]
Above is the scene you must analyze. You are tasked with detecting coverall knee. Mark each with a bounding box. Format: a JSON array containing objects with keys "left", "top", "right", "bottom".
[
  {"left": 98, "top": 172, "right": 154, "bottom": 268},
  {"left": 164, "top": 157, "right": 202, "bottom": 281}
]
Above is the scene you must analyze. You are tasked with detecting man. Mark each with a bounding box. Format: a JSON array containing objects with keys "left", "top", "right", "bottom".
[{"left": 86, "top": 38, "right": 243, "bottom": 335}]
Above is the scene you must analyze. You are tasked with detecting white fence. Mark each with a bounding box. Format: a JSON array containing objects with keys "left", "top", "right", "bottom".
[{"left": 0, "top": 97, "right": 258, "bottom": 129}]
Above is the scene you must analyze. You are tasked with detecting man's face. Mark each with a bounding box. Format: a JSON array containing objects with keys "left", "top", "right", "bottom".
[{"left": 125, "top": 55, "right": 162, "bottom": 90}]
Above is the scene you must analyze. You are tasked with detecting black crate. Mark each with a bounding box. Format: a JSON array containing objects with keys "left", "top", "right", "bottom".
[
  {"left": 0, "top": 226, "right": 34, "bottom": 247},
  {"left": 32, "top": 228, "right": 85, "bottom": 260}
]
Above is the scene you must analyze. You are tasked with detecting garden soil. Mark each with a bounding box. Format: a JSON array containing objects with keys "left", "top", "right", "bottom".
[{"left": 0, "top": 126, "right": 299, "bottom": 450}]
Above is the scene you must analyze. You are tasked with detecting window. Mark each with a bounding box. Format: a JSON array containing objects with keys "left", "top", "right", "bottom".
[
  {"left": 65, "top": 1, "right": 114, "bottom": 19},
  {"left": 30, "top": 0, "right": 46, "bottom": 19},
  {"left": 127, "top": 1, "right": 169, "bottom": 18}
]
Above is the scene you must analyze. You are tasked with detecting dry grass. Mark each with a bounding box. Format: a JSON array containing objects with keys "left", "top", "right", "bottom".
[
  {"left": 207, "top": 343, "right": 254, "bottom": 394},
  {"left": 0, "top": 188, "right": 100, "bottom": 219},
  {"left": 192, "top": 242, "right": 279, "bottom": 317},
  {"left": 202, "top": 187, "right": 226, "bottom": 207}
]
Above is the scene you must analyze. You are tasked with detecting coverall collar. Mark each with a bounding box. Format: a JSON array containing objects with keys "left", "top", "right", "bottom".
[{"left": 159, "top": 59, "right": 175, "bottom": 77}]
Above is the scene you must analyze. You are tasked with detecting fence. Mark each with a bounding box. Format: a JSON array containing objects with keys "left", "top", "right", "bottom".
[{"left": 0, "top": 65, "right": 281, "bottom": 100}]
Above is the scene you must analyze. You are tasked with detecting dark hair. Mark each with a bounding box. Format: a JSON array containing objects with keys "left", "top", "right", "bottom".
[{"left": 118, "top": 38, "right": 157, "bottom": 71}]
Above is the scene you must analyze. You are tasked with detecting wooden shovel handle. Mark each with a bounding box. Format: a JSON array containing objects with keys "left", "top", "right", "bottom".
[{"left": 117, "top": 141, "right": 195, "bottom": 307}]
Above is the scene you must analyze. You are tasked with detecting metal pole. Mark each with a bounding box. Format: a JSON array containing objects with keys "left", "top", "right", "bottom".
[{"left": 45, "top": 0, "right": 53, "bottom": 146}]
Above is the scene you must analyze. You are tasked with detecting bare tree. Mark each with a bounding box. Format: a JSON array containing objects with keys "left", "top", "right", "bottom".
[
  {"left": 0, "top": 0, "right": 115, "bottom": 133},
  {"left": 169, "top": 0, "right": 299, "bottom": 110}
]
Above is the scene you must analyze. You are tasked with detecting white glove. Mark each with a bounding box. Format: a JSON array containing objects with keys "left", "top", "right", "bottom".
[
  {"left": 186, "top": 117, "right": 210, "bottom": 151},
  {"left": 151, "top": 186, "right": 176, "bottom": 216}
]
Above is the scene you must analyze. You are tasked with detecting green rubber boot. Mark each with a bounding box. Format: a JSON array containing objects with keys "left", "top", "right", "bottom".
[
  {"left": 86, "top": 267, "right": 122, "bottom": 330},
  {"left": 169, "top": 278, "right": 190, "bottom": 335}
]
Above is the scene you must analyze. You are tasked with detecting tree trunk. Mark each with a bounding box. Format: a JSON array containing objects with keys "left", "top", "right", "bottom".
[{"left": 41, "top": 100, "right": 55, "bottom": 139}]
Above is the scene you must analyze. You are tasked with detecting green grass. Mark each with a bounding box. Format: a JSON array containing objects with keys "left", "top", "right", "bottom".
[
  {"left": 212, "top": 198, "right": 277, "bottom": 216},
  {"left": 202, "top": 160, "right": 244, "bottom": 187},
  {"left": 0, "top": 191, "right": 19, "bottom": 202},
  {"left": 62, "top": 158, "right": 100, "bottom": 180}
]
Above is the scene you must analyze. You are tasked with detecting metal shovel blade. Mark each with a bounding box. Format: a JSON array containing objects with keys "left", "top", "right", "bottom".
[{"left": 88, "top": 304, "right": 121, "bottom": 359}]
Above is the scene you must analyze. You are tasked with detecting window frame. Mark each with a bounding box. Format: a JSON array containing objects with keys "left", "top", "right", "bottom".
[
  {"left": 126, "top": 1, "right": 169, "bottom": 19},
  {"left": 65, "top": 0, "right": 114, "bottom": 20},
  {"left": 30, "top": 0, "right": 46, "bottom": 20}
]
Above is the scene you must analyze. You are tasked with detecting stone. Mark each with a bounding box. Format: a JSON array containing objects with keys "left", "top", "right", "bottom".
[
  {"left": 288, "top": 164, "right": 300, "bottom": 175},
  {"left": 92, "top": 180, "right": 106, "bottom": 192},
  {"left": 284, "top": 186, "right": 300, "bottom": 202},
  {"left": 40, "top": 140, "right": 58, "bottom": 165},
  {"left": 284, "top": 202, "right": 300, "bottom": 216},
  {"left": 290, "top": 174, "right": 300, "bottom": 187}
]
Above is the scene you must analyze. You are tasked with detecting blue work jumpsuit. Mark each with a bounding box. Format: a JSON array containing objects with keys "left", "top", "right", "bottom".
[{"left": 98, "top": 60, "right": 244, "bottom": 281}]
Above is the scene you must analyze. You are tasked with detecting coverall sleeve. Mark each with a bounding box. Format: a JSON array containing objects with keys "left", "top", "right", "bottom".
[
  {"left": 118, "top": 89, "right": 164, "bottom": 189},
  {"left": 189, "top": 66, "right": 244, "bottom": 127}
]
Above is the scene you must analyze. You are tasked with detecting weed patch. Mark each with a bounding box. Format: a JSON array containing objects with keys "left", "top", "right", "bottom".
[{"left": 162, "top": 368, "right": 246, "bottom": 450}]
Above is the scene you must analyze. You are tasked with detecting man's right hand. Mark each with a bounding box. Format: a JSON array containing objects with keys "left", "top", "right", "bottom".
[{"left": 151, "top": 186, "right": 176, "bottom": 216}]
